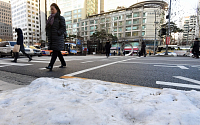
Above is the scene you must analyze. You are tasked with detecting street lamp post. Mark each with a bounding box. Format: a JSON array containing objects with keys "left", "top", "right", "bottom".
[{"left": 154, "top": 10, "right": 159, "bottom": 55}]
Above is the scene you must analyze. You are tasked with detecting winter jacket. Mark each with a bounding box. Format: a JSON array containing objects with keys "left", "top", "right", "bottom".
[
  {"left": 46, "top": 12, "right": 66, "bottom": 51},
  {"left": 193, "top": 40, "right": 199, "bottom": 52},
  {"left": 15, "top": 28, "right": 25, "bottom": 51}
]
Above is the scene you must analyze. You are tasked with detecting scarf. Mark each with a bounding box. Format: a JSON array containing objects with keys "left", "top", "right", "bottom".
[{"left": 46, "top": 13, "right": 56, "bottom": 27}]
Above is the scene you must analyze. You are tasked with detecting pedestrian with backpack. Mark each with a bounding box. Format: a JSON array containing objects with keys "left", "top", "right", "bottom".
[{"left": 45, "top": 3, "right": 66, "bottom": 71}]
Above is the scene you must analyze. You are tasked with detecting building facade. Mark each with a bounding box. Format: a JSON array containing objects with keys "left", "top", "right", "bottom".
[
  {"left": 0, "top": 1, "right": 13, "bottom": 41},
  {"left": 182, "top": 16, "right": 198, "bottom": 45},
  {"left": 66, "top": 1, "right": 167, "bottom": 48},
  {"left": 11, "top": 0, "right": 40, "bottom": 45}
]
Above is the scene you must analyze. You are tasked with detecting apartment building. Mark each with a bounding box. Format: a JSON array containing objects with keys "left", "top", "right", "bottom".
[
  {"left": 11, "top": 0, "right": 40, "bottom": 45},
  {"left": 66, "top": 1, "right": 167, "bottom": 47},
  {"left": 0, "top": 0, "right": 13, "bottom": 41}
]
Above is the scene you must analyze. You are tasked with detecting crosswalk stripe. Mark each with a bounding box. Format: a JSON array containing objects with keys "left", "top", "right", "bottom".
[
  {"left": 156, "top": 81, "right": 200, "bottom": 89},
  {"left": 173, "top": 76, "right": 200, "bottom": 85}
]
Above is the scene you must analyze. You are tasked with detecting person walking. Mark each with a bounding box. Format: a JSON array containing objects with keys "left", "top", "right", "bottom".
[
  {"left": 45, "top": 3, "right": 66, "bottom": 71},
  {"left": 105, "top": 40, "right": 111, "bottom": 58},
  {"left": 11, "top": 28, "right": 32, "bottom": 63},
  {"left": 140, "top": 41, "right": 146, "bottom": 57},
  {"left": 193, "top": 38, "right": 199, "bottom": 59}
]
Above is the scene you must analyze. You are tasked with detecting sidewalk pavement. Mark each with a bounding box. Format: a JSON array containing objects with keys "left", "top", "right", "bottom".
[{"left": 0, "top": 80, "right": 26, "bottom": 92}]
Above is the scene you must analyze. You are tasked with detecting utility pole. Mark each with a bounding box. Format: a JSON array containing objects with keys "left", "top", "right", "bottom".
[
  {"left": 165, "top": 0, "right": 171, "bottom": 55},
  {"left": 154, "top": 10, "right": 158, "bottom": 55}
]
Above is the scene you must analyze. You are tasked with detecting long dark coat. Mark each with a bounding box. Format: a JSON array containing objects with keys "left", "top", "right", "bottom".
[
  {"left": 15, "top": 28, "right": 25, "bottom": 51},
  {"left": 193, "top": 40, "right": 199, "bottom": 52},
  {"left": 105, "top": 42, "right": 111, "bottom": 53},
  {"left": 46, "top": 12, "right": 66, "bottom": 51}
]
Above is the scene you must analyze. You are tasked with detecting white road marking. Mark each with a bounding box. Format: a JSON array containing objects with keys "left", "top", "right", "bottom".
[
  {"left": 156, "top": 81, "right": 200, "bottom": 89},
  {"left": 173, "top": 76, "right": 200, "bottom": 85},
  {"left": 65, "top": 57, "right": 140, "bottom": 76},
  {"left": 81, "top": 61, "right": 94, "bottom": 64},
  {"left": 120, "top": 62, "right": 188, "bottom": 66},
  {"left": 154, "top": 65, "right": 189, "bottom": 69}
]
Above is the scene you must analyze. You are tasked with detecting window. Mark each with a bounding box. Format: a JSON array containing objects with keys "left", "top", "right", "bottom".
[
  {"left": 142, "top": 31, "right": 145, "bottom": 36},
  {"left": 90, "top": 26, "right": 94, "bottom": 30},
  {"left": 106, "top": 18, "right": 110, "bottom": 22},
  {"left": 133, "top": 19, "right": 139, "bottom": 24},
  {"left": 113, "top": 16, "right": 118, "bottom": 21},
  {"left": 125, "top": 32, "right": 131, "bottom": 37},
  {"left": 143, "top": 18, "right": 146, "bottom": 23},
  {"left": 133, "top": 12, "right": 140, "bottom": 17},
  {"left": 64, "top": 11, "right": 72, "bottom": 16},
  {"left": 90, "top": 20, "right": 94, "bottom": 24},
  {"left": 101, "top": 18, "right": 105, "bottom": 23},
  {"left": 78, "top": 14, "right": 81, "bottom": 18},
  {"left": 126, "top": 26, "right": 131, "bottom": 31},
  {"left": 132, "top": 31, "right": 138, "bottom": 36},
  {"left": 94, "top": 20, "right": 98, "bottom": 24},
  {"left": 65, "top": 16, "right": 72, "bottom": 20},
  {"left": 81, "top": 22, "right": 84, "bottom": 26},
  {"left": 73, "top": 15, "right": 77, "bottom": 18},
  {"left": 118, "top": 27, "right": 123, "bottom": 32},
  {"left": 142, "top": 25, "right": 146, "bottom": 30},
  {"left": 74, "top": 10, "right": 77, "bottom": 14},
  {"left": 74, "top": 19, "right": 77, "bottom": 23},
  {"left": 126, "top": 14, "right": 132, "bottom": 19},
  {"left": 119, "top": 15, "right": 123, "bottom": 20},
  {"left": 119, "top": 21, "right": 123, "bottom": 26},
  {"left": 90, "top": 31, "right": 94, "bottom": 35},
  {"left": 78, "top": 9, "right": 81, "bottom": 13},
  {"left": 113, "top": 22, "right": 117, "bottom": 27},
  {"left": 101, "top": 24, "right": 105, "bottom": 28},
  {"left": 132, "top": 26, "right": 139, "bottom": 30},
  {"left": 143, "top": 12, "right": 146, "bottom": 17},
  {"left": 73, "top": 24, "right": 77, "bottom": 28},
  {"left": 114, "top": 28, "right": 117, "bottom": 32},
  {"left": 126, "top": 20, "right": 132, "bottom": 25},
  {"left": 118, "top": 33, "right": 122, "bottom": 38},
  {"left": 66, "top": 20, "right": 72, "bottom": 24},
  {"left": 106, "top": 23, "right": 110, "bottom": 27},
  {"left": 85, "top": 21, "right": 88, "bottom": 25},
  {"left": 85, "top": 27, "right": 87, "bottom": 30}
]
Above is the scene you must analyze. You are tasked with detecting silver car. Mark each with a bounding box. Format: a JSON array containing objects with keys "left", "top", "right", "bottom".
[{"left": 0, "top": 41, "right": 16, "bottom": 57}]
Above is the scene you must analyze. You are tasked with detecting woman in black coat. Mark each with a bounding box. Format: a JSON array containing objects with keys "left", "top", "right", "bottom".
[
  {"left": 46, "top": 3, "right": 66, "bottom": 71},
  {"left": 11, "top": 28, "right": 32, "bottom": 63},
  {"left": 105, "top": 40, "right": 111, "bottom": 58}
]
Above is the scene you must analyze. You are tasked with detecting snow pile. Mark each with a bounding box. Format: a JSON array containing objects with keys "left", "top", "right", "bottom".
[{"left": 0, "top": 78, "right": 200, "bottom": 125}]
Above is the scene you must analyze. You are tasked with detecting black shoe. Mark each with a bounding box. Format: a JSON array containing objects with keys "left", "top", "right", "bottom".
[
  {"left": 11, "top": 60, "right": 17, "bottom": 63},
  {"left": 59, "top": 65, "right": 66, "bottom": 68},
  {"left": 46, "top": 66, "right": 52, "bottom": 71},
  {"left": 29, "top": 58, "right": 32, "bottom": 62}
]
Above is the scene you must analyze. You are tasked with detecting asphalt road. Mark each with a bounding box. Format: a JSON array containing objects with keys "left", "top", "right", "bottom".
[{"left": 0, "top": 55, "right": 200, "bottom": 91}]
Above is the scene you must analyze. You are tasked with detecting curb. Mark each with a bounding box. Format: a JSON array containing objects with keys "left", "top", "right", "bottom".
[{"left": 60, "top": 76, "right": 161, "bottom": 90}]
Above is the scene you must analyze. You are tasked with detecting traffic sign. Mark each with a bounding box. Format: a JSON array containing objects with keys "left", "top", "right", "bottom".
[{"left": 166, "top": 36, "right": 170, "bottom": 45}]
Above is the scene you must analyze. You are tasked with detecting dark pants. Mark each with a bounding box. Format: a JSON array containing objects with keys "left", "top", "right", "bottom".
[
  {"left": 14, "top": 50, "right": 31, "bottom": 61},
  {"left": 49, "top": 50, "right": 66, "bottom": 67},
  {"left": 194, "top": 50, "right": 199, "bottom": 58},
  {"left": 106, "top": 51, "right": 110, "bottom": 57},
  {"left": 140, "top": 48, "right": 146, "bottom": 57}
]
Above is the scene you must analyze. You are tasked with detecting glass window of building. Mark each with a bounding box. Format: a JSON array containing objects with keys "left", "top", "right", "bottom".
[
  {"left": 90, "top": 20, "right": 94, "bottom": 24},
  {"left": 74, "top": 10, "right": 77, "bottom": 14},
  {"left": 90, "top": 26, "right": 94, "bottom": 30},
  {"left": 133, "top": 19, "right": 139, "bottom": 24},
  {"left": 114, "top": 28, "right": 117, "bottom": 32},
  {"left": 118, "top": 27, "right": 123, "bottom": 32},
  {"left": 90, "top": 31, "right": 94, "bottom": 35},
  {"left": 81, "top": 22, "right": 84, "bottom": 26},
  {"left": 85, "top": 21, "right": 88, "bottom": 25},
  {"left": 142, "top": 31, "right": 145, "bottom": 36},
  {"left": 143, "top": 19, "right": 146, "bottom": 23},
  {"left": 78, "top": 18, "right": 81, "bottom": 22},
  {"left": 106, "top": 18, "right": 110, "bottom": 22},
  {"left": 78, "top": 9, "right": 81, "bottom": 13},
  {"left": 133, "top": 12, "right": 140, "bottom": 17},
  {"left": 65, "top": 16, "right": 72, "bottom": 20},
  {"left": 74, "top": 19, "right": 77, "bottom": 23},
  {"left": 113, "top": 16, "right": 118, "bottom": 21},
  {"left": 125, "top": 32, "right": 131, "bottom": 37},
  {"left": 126, "top": 20, "right": 132, "bottom": 25},
  {"left": 66, "top": 21, "right": 72, "bottom": 25},
  {"left": 143, "top": 12, "right": 146, "bottom": 17},
  {"left": 132, "top": 26, "right": 139, "bottom": 30},
  {"left": 126, "top": 26, "right": 131, "bottom": 31},
  {"left": 101, "top": 24, "right": 105, "bottom": 29},
  {"left": 94, "top": 20, "right": 98, "bottom": 24},
  {"left": 85, "top": 31, "right": 87, "bottom": 35},
  {"left": 73, "top": 24, "right": 77, "bottom": 28},
  {"left": 126, "top": 14, "right": 132, "bottom": 19},
  {"left": 113, "top": 22, "right": 117, "bottom": 27},
  {"left": 114, "top": 33, "right": 117, "bottom": 37},
  {"left": 132, "top": 31, "right": 138, "bottom": 36},
  {"left": 64, "top": 11, "right": 72, "bottom": 16},
  {"left": 78, "top": 14, "right": 81, "bottom": 18},
  {"left": 74, "top": 15, "right": 77, "bottom": 18},
  {"left": 106, "top": 23, "right": 110, "bottom": 27},
  {"left": 118, "top": 33, "right": 122, "bottom": 38},
  {"left": 119, "top": 15, "right": 123, "bottom": 20},
  {"left": 81, "top": 27, "right": 84, "bottom": 31},
  {"left": 142, "top": 25, "right": 146, "bottom": 30},
  {"left": 85, "top": 27, "right": 87, "bottom": 30},
  {"left": 101, "top": 18, "right": 105, "bottom": 23},
  {"left": 119, "top": 21, "right": 123, "bottom": 26}
]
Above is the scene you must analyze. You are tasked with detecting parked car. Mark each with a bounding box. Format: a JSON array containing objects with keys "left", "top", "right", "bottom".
[
  {"left": 41, "top": 47, "right": 69, "bottom": 56},
  {"left": 29, "top": 46, "right": 42, "bottom": 57},
  {"left": 0, "top": 41, "right": 16, "bottom": 57},
  {"left": 155, "top": 52, "right": 177, "bottom": 56}
]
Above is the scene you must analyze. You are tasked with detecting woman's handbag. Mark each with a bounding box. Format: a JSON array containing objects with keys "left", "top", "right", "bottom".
[{"left": 13, "top": 44, "right": 20, "bottom": 52}]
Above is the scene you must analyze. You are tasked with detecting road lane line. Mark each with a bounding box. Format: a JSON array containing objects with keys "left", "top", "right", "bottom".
[
  {"left": 81, "top": 61, "right": 94, "bottom": 64},
  {"left": 156, "top": 81, "right": 200, "bottom": 89},
  {"left": 173, "top": 76, "right": 200, "bottom": 85},
  {"left": 177, "top": 66, "right": 189, "bottom": 69},
  {"left": 64, "top": 57, "right": 140, "bottom": 76}
]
